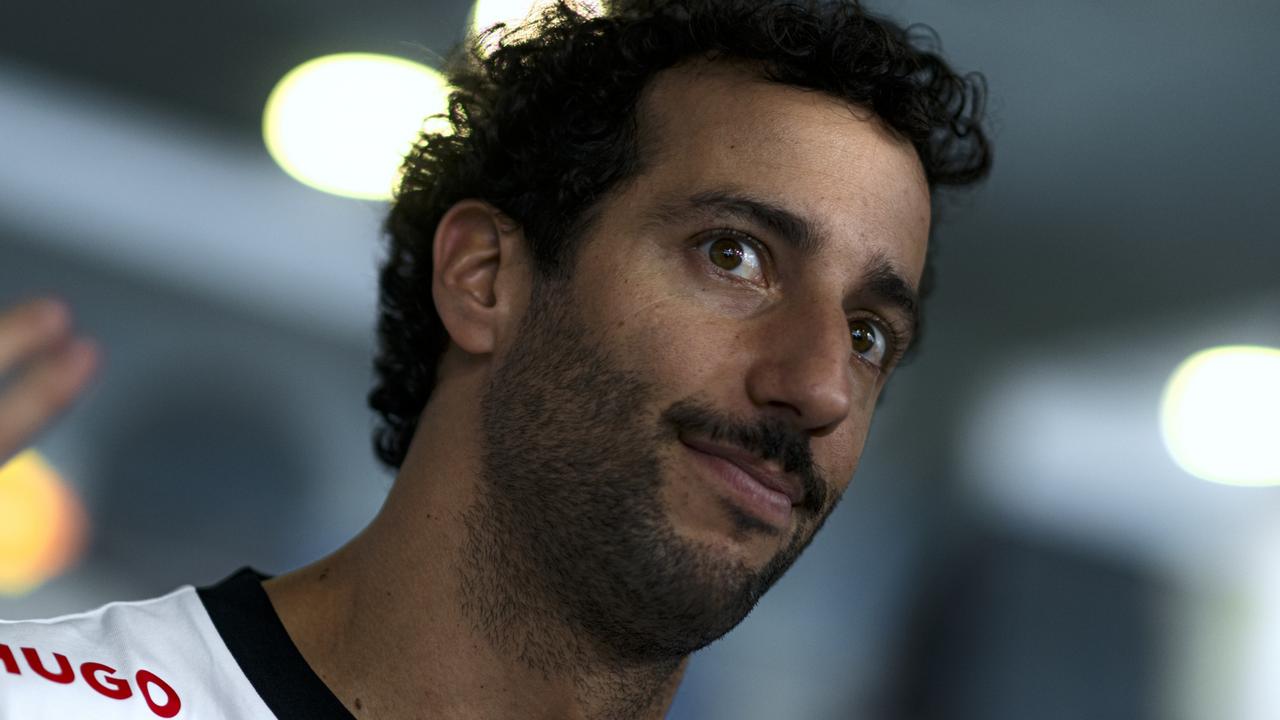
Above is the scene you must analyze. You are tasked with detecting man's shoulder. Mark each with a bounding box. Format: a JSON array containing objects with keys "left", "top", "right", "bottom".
[
  {"left": 0, "top": 577, "right": 274, "bottom": 719},
  {"left": 3, "top": 582, "right": 198, "bottom": 636},
  {"left": 1, "top": 582, "right": 205, "bottom": 659}
]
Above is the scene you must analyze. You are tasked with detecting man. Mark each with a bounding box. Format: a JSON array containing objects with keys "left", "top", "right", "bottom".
[{"left": 0, "top": 0, "right": 990, "bottom": 717}]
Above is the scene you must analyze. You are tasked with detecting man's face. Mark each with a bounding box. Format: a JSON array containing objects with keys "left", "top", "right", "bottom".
[{"left": 473, "top": 61, "right": 930, "bottom": 663}]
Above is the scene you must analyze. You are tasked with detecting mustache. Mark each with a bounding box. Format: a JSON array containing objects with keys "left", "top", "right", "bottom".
[{"left": 661, "top": 399, "right": 829, "bottom": 514}]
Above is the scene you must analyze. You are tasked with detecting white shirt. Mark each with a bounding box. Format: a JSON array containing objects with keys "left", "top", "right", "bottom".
[{"left": 0, "top": 568, "right": 353, "bottom": 719}]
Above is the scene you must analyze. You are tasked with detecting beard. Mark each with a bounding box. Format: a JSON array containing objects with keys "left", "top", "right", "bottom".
[{"left": 462, "top": 275, "right": 836, "bottom": 673}]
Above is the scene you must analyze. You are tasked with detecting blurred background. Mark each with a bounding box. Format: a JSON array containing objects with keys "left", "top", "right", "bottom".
[{"left": 2, "top": 0, "right": 1278, "bottom": 718}]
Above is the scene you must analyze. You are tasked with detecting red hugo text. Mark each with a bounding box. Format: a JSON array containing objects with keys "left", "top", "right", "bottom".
[{"left": 0, "top": 643, "right": 182, "bottom": 717}]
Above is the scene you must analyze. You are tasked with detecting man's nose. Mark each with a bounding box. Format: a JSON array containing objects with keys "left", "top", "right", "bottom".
[{"left": 742, "top": 304, "right": 861, "bottom": 436}]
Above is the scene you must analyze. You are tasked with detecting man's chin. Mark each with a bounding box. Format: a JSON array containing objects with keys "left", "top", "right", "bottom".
[
  {"left": 643, "top": 521, "right": 814, "bottom": 653},
  {"left": 613, "top": 551, "right": 769, "bottom": 658}
]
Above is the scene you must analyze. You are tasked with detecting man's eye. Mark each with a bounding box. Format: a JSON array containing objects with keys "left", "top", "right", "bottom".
[
  {"left": 850, "top": 319, "right": 888, "bottom": 368},
  {"left": 700, "top": 234, "right": 764, "bottom": 283}
]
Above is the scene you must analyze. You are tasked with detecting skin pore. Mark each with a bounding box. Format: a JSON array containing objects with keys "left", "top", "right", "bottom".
[{"left": 261, "top": 59, "right": 931, "bottom": 720}]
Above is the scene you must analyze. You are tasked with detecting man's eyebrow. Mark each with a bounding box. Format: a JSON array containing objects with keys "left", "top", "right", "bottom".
[
  {"left": 647, "top": 188, "right": 921, "bottom": 346},
  {"left": 645, "top": 189, "right": 828, "bottom": 257},
  {"left": 863, "top": 254, "right": 921, "bottom": 348}
]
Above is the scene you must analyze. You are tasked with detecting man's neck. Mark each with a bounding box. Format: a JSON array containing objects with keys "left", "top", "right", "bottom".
[{"left": 261, "top": 424, "right": 687, "bottom": 720}]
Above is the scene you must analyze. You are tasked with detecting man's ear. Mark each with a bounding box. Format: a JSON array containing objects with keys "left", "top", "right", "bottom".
[{"left": 430, "top": 200, "right": 531, "bottom": 357}]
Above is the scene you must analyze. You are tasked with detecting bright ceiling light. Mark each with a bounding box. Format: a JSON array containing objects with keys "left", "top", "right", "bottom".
[
  {"left": 0, "top": 450, "right": 88, "bottom": 595},
  {"left": 470, "top": 0, "right": 602, "bottom": 53},
  {"left": 1161, "top": 345, "right": 1280, "bottom": 486},
  {"left": 263, "top": 53, "right": 452, "bottom": 201}
]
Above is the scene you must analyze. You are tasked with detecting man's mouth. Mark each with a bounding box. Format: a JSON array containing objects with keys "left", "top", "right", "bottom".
[{"left": 679, "top": 436, "right": 801, "bottom": 529}]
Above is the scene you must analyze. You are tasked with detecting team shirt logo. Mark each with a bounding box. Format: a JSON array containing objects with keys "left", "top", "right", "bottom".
[{"left": 0, "top": 642, "right": 182, "bottom": 717}]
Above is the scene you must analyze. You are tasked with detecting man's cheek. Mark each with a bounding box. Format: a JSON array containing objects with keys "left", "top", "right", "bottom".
[{"left": 829, "top": 425, "right": 870, "bottom": 484}]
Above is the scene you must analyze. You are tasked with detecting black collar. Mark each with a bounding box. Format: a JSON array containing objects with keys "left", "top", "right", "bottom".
[{"left": 197, "top": 567, "right": 355, "bottom": 720}]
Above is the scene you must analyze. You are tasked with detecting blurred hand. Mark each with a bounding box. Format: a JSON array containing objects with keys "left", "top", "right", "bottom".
[{"left": 0, "top": 298, "right": 99, "bottom": 466}]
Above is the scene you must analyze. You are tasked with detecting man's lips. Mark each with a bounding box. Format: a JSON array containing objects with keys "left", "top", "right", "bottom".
[{"left": 678, "top": 436, "right": 805, "bottom": 505}]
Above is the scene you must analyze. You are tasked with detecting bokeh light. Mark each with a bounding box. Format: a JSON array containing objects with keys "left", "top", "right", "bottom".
[
  {"left": 263, "top": 53, "right": 452, "bottom": 201},
  {"left": 0, "top": 450, "right": 89, "bottom": 595},
  {"left": 1160, "top": 345, "right": 1280, "bottom": 486}
]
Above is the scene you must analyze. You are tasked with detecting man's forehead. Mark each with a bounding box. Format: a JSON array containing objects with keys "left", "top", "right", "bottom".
[
  {"left": 638, "top": 63, "right": 927, "bottom": 209},
  {"left": 627, "top": 68, "right": 931, "bottom": 281},
  {"left": 639, "top": 59, "right": 916, "bottom": 161}
]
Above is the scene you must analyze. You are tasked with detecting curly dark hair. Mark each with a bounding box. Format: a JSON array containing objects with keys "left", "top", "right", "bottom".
[{"left": 368, "top": 0, "right": 992, "bottom": 470}]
